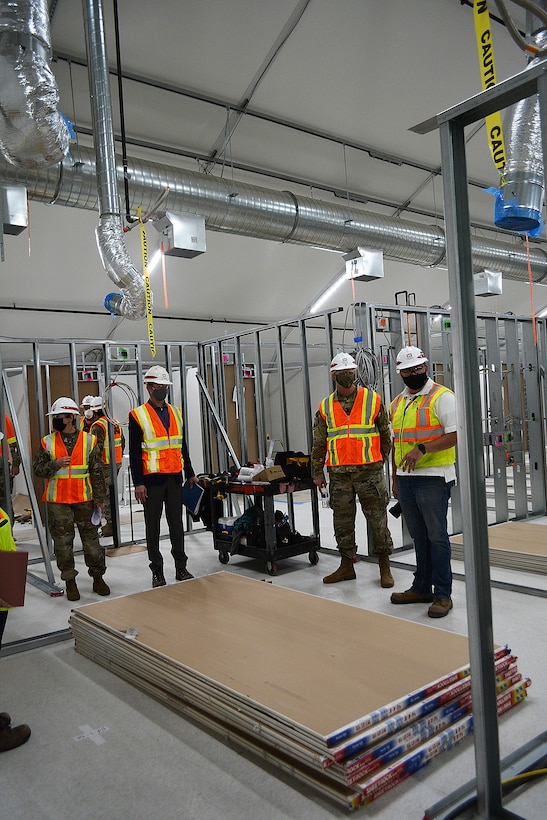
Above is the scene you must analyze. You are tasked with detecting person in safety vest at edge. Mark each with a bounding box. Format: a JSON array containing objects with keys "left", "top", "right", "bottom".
[
  {"left": 312, "top": 352, "right": 394, "bottom": 586},
  {"left": 390, "top": 346, "right": 457, "bottom": 619},
  {"left": 33, "top": 397, "right": 109, "bottom": 601},
  {"left": 89, "top": 396, "right": 125, "bottom": 539},
  {"left": 0, "top": 414, "right": 22, "bottom": 518},
  {"left": 79, "top": 395, "right": 96, "bottom": 433},
  {"left": 128, "top": 365, "right": 199, "bottom": 588}
]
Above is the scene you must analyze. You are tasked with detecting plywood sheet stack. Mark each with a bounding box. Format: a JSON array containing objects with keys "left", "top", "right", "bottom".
[
  {"left": 69, "top": 573, "right": 530, "bottom": 809},
  {"left": 451, "top": 521, "right": 547, "bottom": 574}
]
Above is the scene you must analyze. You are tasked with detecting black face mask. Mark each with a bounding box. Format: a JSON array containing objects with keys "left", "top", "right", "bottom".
[
  {"left": 151, "top": 387, "right": 168, "bottom": 402},
  {"left": 401, "top": 372, "right": 428, "bottom": 391},
  {"left": 52, "top": 418, "right": 68, "bottom": 432}
]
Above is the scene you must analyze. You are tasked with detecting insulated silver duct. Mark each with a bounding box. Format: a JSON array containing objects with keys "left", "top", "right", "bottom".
[
  {"left": 496, "top": 7, "right": 547, "bottom": 232},
  {"left": 82, "top": 0, "right": 145, "bottom": 320},
  {"left": 1, "top": 144, "right": 546, "bottom": 283},
  {"left": 0, "top": 0, "right": 69, "bottom": 168}
]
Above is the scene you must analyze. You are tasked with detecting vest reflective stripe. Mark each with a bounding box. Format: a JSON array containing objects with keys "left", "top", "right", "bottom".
[
  {"left": 319, "top": 387, "right": 382, "bottom": 466},
  {"left": 41, "top": 431, "right": 95, "bottom": 503},
  {"left": 130, "top": 403, "right": 184, "bottom": 474},
  {"left": 92, "top": 417, "right": 123, "bottom": 465},
  {"left": 0, "top": 415, "right": 16, "bottom": 457},
  {"left": 390, "top": 384, "right": 455, "bottom": 468}
]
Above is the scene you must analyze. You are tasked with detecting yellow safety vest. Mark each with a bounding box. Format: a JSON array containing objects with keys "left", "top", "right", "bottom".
[
  {"left": 92, "top": 416, "right": 123, "bottom": 465},
  {"left": 0, "top": 506, "right": 16, "bottom": 612},
  {"left": 391, "top": 384, "right": 455, "bottom": 469}
]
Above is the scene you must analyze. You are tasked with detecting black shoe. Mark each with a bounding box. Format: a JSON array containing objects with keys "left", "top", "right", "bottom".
[
  {"left": 175, "top": 567, "right": 194, "bottom": 581},
  {"left": 152, "top": 570, "right": 166, "bottom": 588}
]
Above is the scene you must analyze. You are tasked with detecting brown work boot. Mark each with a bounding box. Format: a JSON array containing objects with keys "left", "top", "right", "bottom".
[
  {"left": 66, "top": 579, "right": 80, "bottom": 601},
  {"left": 378, "top": 555, "right": 394, "bottom": 588},
  {"left": 390, "top": 588, "right": 433, "bottom": 604},
  {"left": 428, "top": 597, "right": 453, "bottom": 618},
  {"left": 0, "top": 720, "right": 31, "bottom": 752},
  {"left": 92, "top": 576, "right": 111, "bottom": 596},
  {"left": 100, "top": 523, "right": 113, "bottom": 537},
  {"left": 323, "top": 555, "right": 356, "bottom": 584}
]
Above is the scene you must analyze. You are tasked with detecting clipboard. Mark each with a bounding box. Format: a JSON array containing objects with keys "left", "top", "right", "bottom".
[
  {"left": 182, "top": 480, "right": 205, "bottom": 516},
  {"left": 0, "top": 550, "right": 29, "bottom": 607}
]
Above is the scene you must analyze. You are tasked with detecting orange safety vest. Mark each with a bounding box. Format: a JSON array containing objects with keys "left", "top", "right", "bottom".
[
  {"left": 40, "top": 431, "right": 95, "bottom": 504},
  {"left": 319, "top": 387, "right": 382, "bottom": 467},
  {"left": 130, "top": 403, "right": 184, "bottom": 475},
  {"left": 390, "top": 384, "right": 456, "bottom": 468},
  {"left": 91, "top": 416, "right": 123, "bottom": 465},
  {"left": 0, "top": 415, "right": 16, "bottom": 457}
]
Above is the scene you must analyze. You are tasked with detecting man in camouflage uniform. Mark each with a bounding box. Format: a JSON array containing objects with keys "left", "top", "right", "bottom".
[
  {"left": 33, "top": 397, "right": 109, "bottom": 601},
  {"left": 89, "top": 396, "right": 125, "bottom": 538},
  {"left": 312, "top": 352, "right": 394, "bottom": 586},
  {"left": 0, "top": 415, "right": 22, "bottom": 519}
]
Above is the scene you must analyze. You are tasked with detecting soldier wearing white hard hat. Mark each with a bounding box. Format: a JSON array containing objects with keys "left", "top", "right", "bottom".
[
  {"left": 311, "top": 352, "right": 394, "bottom": 587},
  {"left": 129, "top": 366, "right": 199, "bottom": 587},
  {"left": 390, "top": 345, "right": 457, "bottom": 619},
  {"left": 89, "top": 396, "right": 125, "bottom": 539},
  {"left": 33, "top": 397, "right": 110, "bottom": 601}
]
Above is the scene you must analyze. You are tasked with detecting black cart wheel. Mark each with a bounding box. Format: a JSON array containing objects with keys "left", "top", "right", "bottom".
[
  {"left": 218, "top": 551, "right": 230, "bottom": 564},
  {"left": 308, "top": 551, "right": 319, "bottom": 565},
  {"left": 266, "top": 561, "right": 278, "bottom": 576}
]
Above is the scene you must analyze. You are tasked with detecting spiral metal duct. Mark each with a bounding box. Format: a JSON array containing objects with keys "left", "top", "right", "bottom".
[
  {"left": 82, "top": 0, "right": 145, "bottom": 320},
  {"left": 1, "top": 142, "right": 547, "bottom": 283},
  {"left": 0, "top": 0, "right": 69, "bottom": 168}
]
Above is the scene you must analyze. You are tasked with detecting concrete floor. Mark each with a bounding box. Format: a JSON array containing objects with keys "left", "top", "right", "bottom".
[{"left": 2, "top": 495, "right": 546, "bottom": 819}]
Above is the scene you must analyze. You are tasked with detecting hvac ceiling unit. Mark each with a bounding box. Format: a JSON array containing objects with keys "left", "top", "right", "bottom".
[
  {"left": 0, "top": 185, "right": 27, "bottom": 236},
  {"left": 343, "top": 247, "right": 384, "bottom": 282},
  {"left": 153, "top": 211, "right": 206, "bottom": 258},
  {"left": 473, "top": 269, "right": 502, "bottom": 297}
]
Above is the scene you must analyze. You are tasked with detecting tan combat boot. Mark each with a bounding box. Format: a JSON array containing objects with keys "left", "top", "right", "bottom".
[
  {"left": 66, "top": 579, "right": 80, "bottom": 601},
  {"left": 92, "top": 576, "right": 111, "bottom": 596},
  {"left": 378, "top": 555, "right": 394, "bottom": 588},
  {"left": 323, "top": 554, "right": 356, "bottom": 584}
]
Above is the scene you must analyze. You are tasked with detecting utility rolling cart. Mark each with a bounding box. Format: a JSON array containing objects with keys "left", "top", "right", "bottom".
[{"left": 206, "top": 478, "right": 321, "bottom": 575}]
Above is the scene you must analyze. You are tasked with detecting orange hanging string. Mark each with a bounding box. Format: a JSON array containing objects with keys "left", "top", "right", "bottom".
[
  {"left": 525, "top": 234, "right": 537, "bottom": 346},
  {"left": 161, "top": 241, "right": 169, "bottom": 310}
]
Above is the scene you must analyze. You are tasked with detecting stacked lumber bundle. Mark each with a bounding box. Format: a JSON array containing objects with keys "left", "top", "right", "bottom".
[
  {"left": 69, "top": 573, "right": 530, "bottom": 809},
  {"left": 450, "top": 521, "right": 547, "bottom": 574}
]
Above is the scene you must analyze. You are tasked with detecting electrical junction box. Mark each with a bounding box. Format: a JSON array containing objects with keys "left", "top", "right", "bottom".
[
  {"left": 442, "top": 318, "right": 451, "bottom": 332},
  {"left": 153, "top": 211, "right": 206, "bottom": 258},
  {"left": 376, "top": 316, "right": 390, "bottom": 331}
]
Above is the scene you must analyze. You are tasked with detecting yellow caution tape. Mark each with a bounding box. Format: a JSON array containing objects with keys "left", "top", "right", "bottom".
[
  {"left": 474, "top": 0, "right": 506, "bottom": 174},
  {"left": 138, "top": 206, "right": 156, "bottom": 357}
]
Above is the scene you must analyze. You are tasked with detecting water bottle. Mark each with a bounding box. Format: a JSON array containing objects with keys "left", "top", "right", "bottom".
[{"left": 321, "top": 488, "right": 329, "bottom": 508}]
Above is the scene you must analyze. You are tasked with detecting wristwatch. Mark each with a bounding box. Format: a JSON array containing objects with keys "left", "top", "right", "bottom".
[{"left": 417, "top": 443, "right": 426, "bottom": 454}]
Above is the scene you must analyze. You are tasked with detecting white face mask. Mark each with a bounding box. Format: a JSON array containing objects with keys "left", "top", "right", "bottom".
[{"left": 84, "top": 408, "right": 94, "bottom": 419}]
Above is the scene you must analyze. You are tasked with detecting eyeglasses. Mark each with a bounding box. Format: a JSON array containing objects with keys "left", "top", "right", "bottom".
[{"left": 400, "top": 364, "right": 426, "bottom": 376}]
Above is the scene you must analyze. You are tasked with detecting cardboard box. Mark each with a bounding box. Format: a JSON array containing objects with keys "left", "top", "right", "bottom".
[{"left": 253, "top": 465, "right": 285, "bottom": 482}]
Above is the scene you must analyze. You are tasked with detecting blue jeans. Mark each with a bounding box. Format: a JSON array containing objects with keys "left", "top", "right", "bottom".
[{"left": 396, "top": 475, "right": 454, "bottom": 599}]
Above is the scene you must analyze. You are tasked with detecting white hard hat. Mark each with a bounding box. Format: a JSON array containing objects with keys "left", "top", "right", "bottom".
[
  {"left": 330, "top": 352, "right": 357, "bottom": 372},
  {"left": 48, "top": 397, "right": 80, "bottom": 416},
  {"left": 144, "top": 365, "right": 172, "bottom": 385},
  {"left": 80, "top": 395, "right": 95, "bottom": 407},
  {"left": 395, "top": 346, "right": 428, "bottom": 373},
  {"left": 90, "top": 396, "right": 104, "bottom": 411}
]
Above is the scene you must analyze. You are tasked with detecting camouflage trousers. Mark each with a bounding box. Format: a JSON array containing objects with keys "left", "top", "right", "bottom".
[
  {"left": 328, "top": 465, "right": 393, "bottom": 559},
  {"left": 100, "top": 462, "right": 121, "bottom": 528},
  {"left": 46, "top": 501, "right": 105, "bottom": 581}
]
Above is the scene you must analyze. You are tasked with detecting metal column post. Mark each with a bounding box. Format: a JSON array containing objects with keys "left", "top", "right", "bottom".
[{"left": 440, "top": 117, "right": 504, "bottom": 818}]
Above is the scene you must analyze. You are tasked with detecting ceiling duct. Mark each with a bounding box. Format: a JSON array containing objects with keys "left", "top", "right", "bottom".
[
  {"left": 495, "top": 5, "right": 547, "bottom": 233},
  {"left": 82, "top": 0, "right": 145, "bottom": 320},
  {"left": 0, "top": 0, "right": 69, "bottom": 168},
  {"left": 1, "top": 144, "right": 547, "bottom": 286}
]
